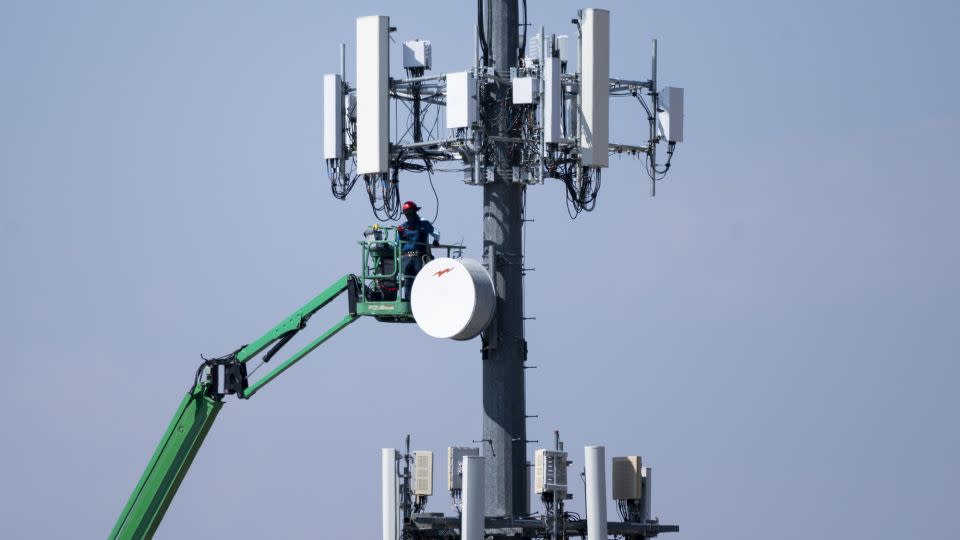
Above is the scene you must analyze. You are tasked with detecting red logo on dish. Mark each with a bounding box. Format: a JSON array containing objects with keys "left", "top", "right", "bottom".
[{"left": 433, "top": 267, "right": 454, "bottom": 278}]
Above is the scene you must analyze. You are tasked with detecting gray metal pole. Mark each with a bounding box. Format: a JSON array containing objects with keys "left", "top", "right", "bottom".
[{"left": 481, "top": 0, "right": 528, "bottom": 520}]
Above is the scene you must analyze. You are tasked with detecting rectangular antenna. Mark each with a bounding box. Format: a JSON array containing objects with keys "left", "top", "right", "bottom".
[
  {"left": 461, "top": 457, "right": 485, "bottom": 540},
  {"left": 534, "top": 449, "right": 568, "bottom": 495},
  {"left": 323, "top": 74, "right": 343, "bottom": 160},
  {"left": 414, "top": 451, "right": 433, "bottom": 496},
  {"left": 579, "top": 8, "right": 610, "bottom": 168},
  {"left": 402, "top": 40, "right": 432, "bottom": 71},
  {"left": 526, "top": 33, "right": 542, "bottom": 64},
  {"left": 611, "top": 456, "right": 643, "bottom": 500},
  {"left": 446, "top": 71, "right": 476, "bottom": 129},
  {"left": 658, "top": 86, "right": 684, "bottom": 143},
  {"left": 512, "top": 77, "right": 538, "bottom": 104},
  {"left": 543, "top": 56, "right": 561, "bottom": 143},
  {"left": 556, "top": 35, "right": 570, "bottom": 67},
  {"left": 447, "top": 446, "right": 480, "bottom": 491},
  {"left": 381, "top": 449, "right": 398, "bottom": 540},
  {"left": 642, "top": 466, "right": 653, "bottom": 520},
  {"left": 585, "top": 446, "right": 608, "bottom": 540},
  {"left": 356, "top": 15, "right": 390, "bottom": 175}
]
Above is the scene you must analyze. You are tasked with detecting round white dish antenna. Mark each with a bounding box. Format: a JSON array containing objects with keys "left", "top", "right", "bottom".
[{"left": 411, "top": 257, "right": 495, "bottom": 340}]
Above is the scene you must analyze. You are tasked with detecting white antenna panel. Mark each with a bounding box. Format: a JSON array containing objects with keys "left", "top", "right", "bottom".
[
  {"left": 534, "top": 449, "right": 568, "bottom": 495},
  {"left": 611, "top": 456, "right": 643, "bottom": 500},
  {"left": 543, "top": 56, "right": 561, "bottom": 143},
  {"left": 556, "top": 35, "right": 570, "bottom": 64},
  {"left": 525, "top": 33, "right": 542, "bottom": 64},
  {"left": 403, "top": 40, "right": 432, "bottom": 70},
  {"left": 447, "top": 446, "right": 480, "bottom": 491},
  {"left": 461, "top": 457, "right": 485, "bottom": 540},
  {"left": 446, "top": 71, "right": 476, "bottom": 129},
  {"left": 658, "top": 86, "right": 684, "bottom": 143},
  {"left": 579, "top": 8, "right": 610, "bottom": 168},
  {"left": 642, "top": 466, "right": 653, "bottom": 519},
  {"left": 528, "top": 34, "right": 560, "bottom": 64},
  {"left": 382, "top": 449, "right": 398, "bottom": 540},
  {"left": 323, "top": 74, "right": 343, "bottom": 160},
  {"left": 512, "top": 77, "right": 538, "bottom": 105},
  {"left": 414, "top": 451, "right": 433, "bottom": 496},
  {"left": 356, "top": 15, "right": 390, "bottom": 175}
]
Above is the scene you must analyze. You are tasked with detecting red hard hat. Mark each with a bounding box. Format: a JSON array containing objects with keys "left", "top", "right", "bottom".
[{"left": 402, "top": 201, "right": 420, "bottom": 213}]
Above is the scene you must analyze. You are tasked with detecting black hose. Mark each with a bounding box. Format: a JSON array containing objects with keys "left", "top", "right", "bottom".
[
  {"left": 477, "top": 0, "right": 489, "bottom": 66},
  {"left": 519, "top": 0, "right": 528, "bottom": 63}
]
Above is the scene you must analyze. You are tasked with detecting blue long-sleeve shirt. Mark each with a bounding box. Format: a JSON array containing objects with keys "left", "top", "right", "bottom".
[{"left": 398, "top": 218, "right": 437, "bottom": 252}]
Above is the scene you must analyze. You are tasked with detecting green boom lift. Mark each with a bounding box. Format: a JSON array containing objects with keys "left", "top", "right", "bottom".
[{"left": 109, "top": 227, "right": 459, "bottom": 540}]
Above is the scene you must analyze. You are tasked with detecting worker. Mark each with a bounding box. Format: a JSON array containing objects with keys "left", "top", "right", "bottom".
[{"left": 397, "top": 200, "right": 439, "bottom": 300}]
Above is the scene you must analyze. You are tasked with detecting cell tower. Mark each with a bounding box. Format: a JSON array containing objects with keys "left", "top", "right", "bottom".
[{"left": 325, "top": 2, "right": 683, "bottom": 539}]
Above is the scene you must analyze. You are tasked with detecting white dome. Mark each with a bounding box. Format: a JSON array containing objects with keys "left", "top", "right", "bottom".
[{"left": 411, "top": 257, "right": 495, "bottom": 340}]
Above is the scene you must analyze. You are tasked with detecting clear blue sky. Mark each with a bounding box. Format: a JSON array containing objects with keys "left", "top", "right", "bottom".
[{"left": 1, "top": 1, "right": 957, "bottom": 538}]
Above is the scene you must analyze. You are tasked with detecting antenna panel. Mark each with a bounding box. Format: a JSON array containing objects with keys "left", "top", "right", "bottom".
[
  {"left": 642, "top": 466, "right": 653, "bottom": 519},
  {"left": 403, "top": 40, "right": 432, "bottom": 70},
  {"left": 543, "top": 57, "right": 561, "bottom": 143},
  {"left": 525, "top": 33, "right": 542, "bottom": 64},
  {"left": 414, "top": 451, "right": 433, "bottom": 496},
  {"left": 323, "top": 74, "right": 343, "bottom": 160},
  {"left": 534, "top": 449, "right": 568, "bottom": 495},
  {"left": 556, "top": 35, "right": 570, "bottom": 65},
  {"left": 579, "top": 8, "right": 610, "bottom": 167},
  {"left": 658, "top": 86, "right": 684, "bottom": 143},
  {"left": 512, "top": 76, "right": 538, "bottom": 105},
  {"left": 528, "top": 34, "right": 561, "bottom": 65},
  {"left": 612, "top": 456, "right": 643, "bottom": 500},
  {"left": 356, "top": 15, "right": 390, "bottom": 174},
  {"left": 447, "top": 446, "right": 480, "bottom": 491},
  {"left": 446, "top": 71, "right": 476, "bottom": 129}
]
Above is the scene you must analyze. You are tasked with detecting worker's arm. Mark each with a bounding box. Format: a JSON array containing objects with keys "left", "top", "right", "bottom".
[
  {"left": 110, "top": 275, "right": 361, "bottom": 540},
  {"left": 424, "top": 221, "right": 440, "bottom": 247}
]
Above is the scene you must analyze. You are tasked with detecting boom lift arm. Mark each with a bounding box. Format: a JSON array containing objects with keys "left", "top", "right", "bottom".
[
  {"left": 110, "top": 227, "right": 461, "bottom": 540},
  {"left": 109, "top": 275, "right": 360, "bottom": 540}
]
